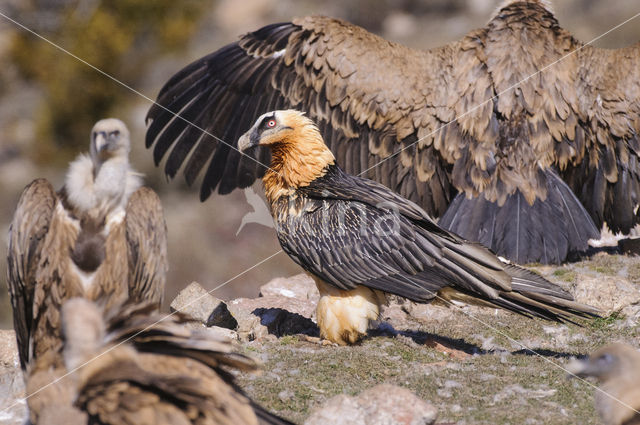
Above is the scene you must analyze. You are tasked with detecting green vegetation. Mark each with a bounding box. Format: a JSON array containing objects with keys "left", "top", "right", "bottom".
[
  {"left": 552, "top": 268, "right": 577, "bottom": 282},
  {"left": 589, "top": 311, "right": 625, "bottom": 330},
  {"left": 9, "top": 0, "right": 207, "bottom": 165},
  {"left": 586, "top": 254, "right": 622, "bottom": 276}
]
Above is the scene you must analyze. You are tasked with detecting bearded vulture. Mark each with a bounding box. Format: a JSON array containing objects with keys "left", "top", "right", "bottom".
[
  {"left": 230, "top": 109, "right": 598, "bottom": 345},
  {"left": 144, "top": 0, "right": 640, "bottom": 264},
  {"left": 25, "top": 298, "right": 294, "bottom": 425},
  {"left": 568, "top": 343, "right": 640, "bottom": 425},
  {"left": 7, "top": 118, "right": 168, "bottom": 372}
]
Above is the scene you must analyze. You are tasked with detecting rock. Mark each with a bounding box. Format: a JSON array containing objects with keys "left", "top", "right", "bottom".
[
  {"left": 570, "top": 275, "right": 640, "bottom": 316},
  {"left": 226, "top": 302, "right": 269, "bottom": 342},
  {"left": 227, "top": 295, "right": 318, "bottom": 342},
  {"left": 304, "top": 384, "right": 438, "bottom": 425},
  {"left": 0, "top": 330, "right": 27, "bottom": 425},
  {"left": 170, "top": 282, "right": 238, "bottom": 329},
  {"left": 278, "top": 389, "right": 294, "bottom": 402},
  {"left": 382, "top": 296, "right": 503, "bottom": 332},
  {"left": 259, "top": 273, "right": 319, "bottom": 302},
  {"left": 203, "top": 326, "right": 239, "bottom": 341}
]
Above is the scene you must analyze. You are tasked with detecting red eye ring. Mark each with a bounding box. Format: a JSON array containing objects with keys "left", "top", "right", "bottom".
[{"left": 267, "top": 119, "right": 276, "bottom": 128}]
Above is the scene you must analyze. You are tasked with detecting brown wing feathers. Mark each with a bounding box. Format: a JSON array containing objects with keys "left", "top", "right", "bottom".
[
  {"left": 146, "top": 23, "right": 296, "bottom": 200},
  {"left": 146, "top": 2, "right": 640, "bottom": 264},
  {"left": 7, "top": 179, "right": 58, "bottom": 370},
  {"left": 125, "top": 187, "right": 168, "bottom": 306},
  {"left": 145, "top": 19, "right": 455, "bottom": 210},
  {"left": 24, "top": 299, "right": 294, "bottom": 425}
]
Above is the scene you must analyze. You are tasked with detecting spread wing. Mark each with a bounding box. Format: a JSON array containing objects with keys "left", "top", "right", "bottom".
[
  {"left": 125, "top": 187, "right": 168, "bottom": 307},
  {"left": 7, "top": 179, "right": 58, "bottom": 369},
  {"left": 146, "top": 2, "right": 640, "bottom": 264},
  {"left": 145, "top": 16, "right": 459, "bottom": 215},
  {"left": 562, "top": 44, "right": 640, "bottom": 233},
  {"left": 476, "top": 3, "right": 640, "bottom": 234}
]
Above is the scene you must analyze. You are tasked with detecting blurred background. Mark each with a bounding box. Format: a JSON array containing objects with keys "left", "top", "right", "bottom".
[{"left": 1, "top": 0, "right": 639, "bottom": 328}]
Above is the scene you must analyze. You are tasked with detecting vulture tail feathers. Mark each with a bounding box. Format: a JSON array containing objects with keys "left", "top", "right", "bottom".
[{"left": 439, "top": 169, "right": 600, "bottom": 264}]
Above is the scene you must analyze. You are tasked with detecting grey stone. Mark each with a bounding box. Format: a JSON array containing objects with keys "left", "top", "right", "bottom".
[
  {"left": 305, "top": 383, "right": 438, "bottom": 425},
  {"left": 259, "top": 273, "right": 319, "bottom": 303},
  {"left": 570, "top": 275, "right": 640, "bottom": 316},
  {"left": 203, "top": 326, "right": 239, "bottom": 341},
  {"left": 170, "top": 281, "right": 238, "bottom": 329}
]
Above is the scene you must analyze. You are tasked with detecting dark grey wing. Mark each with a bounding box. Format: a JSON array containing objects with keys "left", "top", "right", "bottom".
[
  {"left": 290, "top": 167, "right": 599, "bottom": 320},
  {"left": 125, "top": 187, "right": 168, "bottom": 307},
  {"left": 277, "top": 192, "right": 513, "bottom": 303},
  {"left": 7, "top": 179, "right": 57, "bottom": 369}
]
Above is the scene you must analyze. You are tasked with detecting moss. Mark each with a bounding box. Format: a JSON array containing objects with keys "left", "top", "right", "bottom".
[
  {"left": 586, "top": 254, "right": 622, "bottom": 276},
  {"left": 279, "top": 335, "right": 298, "bottom": 346},
  {"left": 552, "top": 268, "right": 577, "bottom": 282},
  {"left": 591, "top": 266, "right": 616, "bottom": 275},
  {"left": 589, "top": 312, "right": 625, "bottom": 330},
  {"left": 627, "top": 262, "right": 640, "bottom": 283}
]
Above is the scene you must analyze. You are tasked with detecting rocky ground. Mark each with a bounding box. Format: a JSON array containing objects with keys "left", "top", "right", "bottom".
[{"left": 1, "top": 251, "right": 638, "bottom": 425}]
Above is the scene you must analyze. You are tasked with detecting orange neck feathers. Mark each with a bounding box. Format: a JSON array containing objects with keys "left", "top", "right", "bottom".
[{"left": 262, "top": 113, "right": 335, "bottom": 204}]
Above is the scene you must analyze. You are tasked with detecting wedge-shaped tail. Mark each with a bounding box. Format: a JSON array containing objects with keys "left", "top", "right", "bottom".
[{"left": 439, "top": 170, "right": 600, "bottom": 264}]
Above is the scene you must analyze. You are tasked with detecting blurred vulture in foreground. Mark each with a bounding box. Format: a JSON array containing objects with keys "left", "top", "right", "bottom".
[
  {"left": 7, "top": 119, "right": 167, "bottom": 372},
  {"left": 236, "top": 109, "right": 598, "bottom": 345},
  {"left": 145, "top": 0, "right": 640, "bottom": 264},
  {"left": 26, "top": 298, "right": 293, "bottom": 425},
  {"left": 568, "top": 343, "right": 640, "bottom": 425}
]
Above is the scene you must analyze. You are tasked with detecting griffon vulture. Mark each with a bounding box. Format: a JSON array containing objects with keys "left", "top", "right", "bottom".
[
  {"left": 7, "top": 118, "right": 167, "bottom": 372},
  {"left": 234, "top": 109, "right": 599, "bottom": 345},
  {"left": 568, "top": 343, "right": 640, "bottom": 425},
  {"left": 145, "top": 0, "right": 640, "bottom": 264},
  {"left": 25, "top": 298, "right": 294, "bottom": 425}
]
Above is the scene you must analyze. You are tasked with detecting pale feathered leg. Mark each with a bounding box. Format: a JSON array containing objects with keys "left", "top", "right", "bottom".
[{"left": 313, "top": 276, "right": 381, "bottom": 345}]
